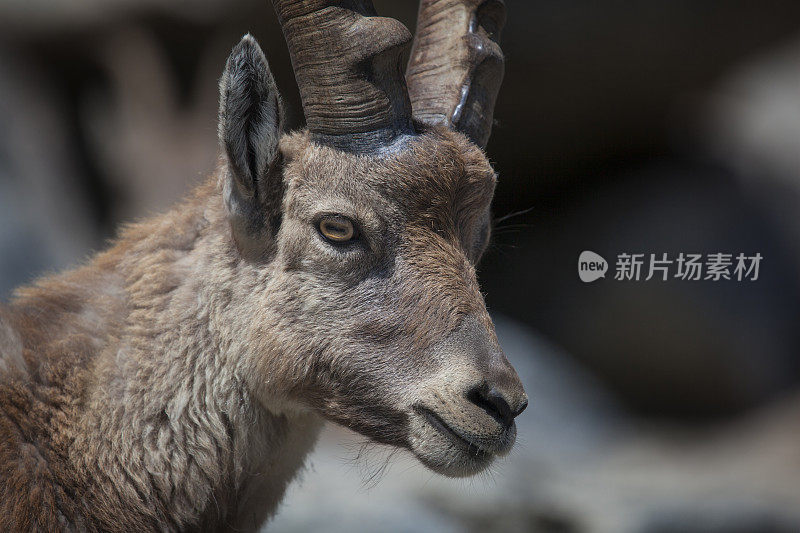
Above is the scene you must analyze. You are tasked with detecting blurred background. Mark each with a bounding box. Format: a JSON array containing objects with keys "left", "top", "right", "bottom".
[{"left": 1, "top": 0, "right": 800, "bottom": 531}]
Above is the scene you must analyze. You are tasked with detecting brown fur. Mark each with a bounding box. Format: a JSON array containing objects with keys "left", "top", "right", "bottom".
[{"left": 0, "top": 31, "right": 526, "bottom": 532}]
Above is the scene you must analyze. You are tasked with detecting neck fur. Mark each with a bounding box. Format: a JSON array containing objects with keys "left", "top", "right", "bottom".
[{"left": 7, "top": 175, "right": 322, "bottom": 531}]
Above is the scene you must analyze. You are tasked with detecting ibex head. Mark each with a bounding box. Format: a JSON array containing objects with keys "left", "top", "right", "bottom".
[{"left": 220, "top": 0, "right": 525, "bottom": 477}]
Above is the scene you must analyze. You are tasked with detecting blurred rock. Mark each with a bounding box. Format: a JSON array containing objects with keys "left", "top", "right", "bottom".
[
  {"left": 703, "top": 38, "right": 800, "bottom": 185},
  {"left": 701, "top": 36, "right": 800, "bottom": 271},
  {"left": 0, "top": 49, "right": 98, "bottom": 299},
  {"left": 81, "top": 27, "right": 221, "bottom": 221}
]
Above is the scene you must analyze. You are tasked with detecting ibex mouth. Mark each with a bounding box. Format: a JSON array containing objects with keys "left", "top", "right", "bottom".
[
  {"left": 408, "top": 401, "right": 516, "bottom": 477},
  {"left": 414, "top": 405, "right": 493, "bottom": 457}
]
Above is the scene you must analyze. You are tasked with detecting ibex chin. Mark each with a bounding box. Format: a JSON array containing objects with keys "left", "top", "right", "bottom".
[{"left": 0, "top": 0, "right": 526, "bottom": 530}]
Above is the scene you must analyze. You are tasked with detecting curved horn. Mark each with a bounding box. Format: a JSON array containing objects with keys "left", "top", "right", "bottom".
[
  {"left": 271, "top": 0, "right": 414, "bottom": 151},
  {"left": 406, "top": 0, "right": 506, "bottom": 148}
]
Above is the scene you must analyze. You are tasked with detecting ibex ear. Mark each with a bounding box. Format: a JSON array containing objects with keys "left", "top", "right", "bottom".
[{"left": 219, "top": 34, "right": 284, "bottom": 259}]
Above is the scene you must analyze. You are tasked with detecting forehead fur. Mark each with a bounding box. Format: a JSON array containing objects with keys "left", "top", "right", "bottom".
[{"left": 278, "top": 127, "right": 497, "bottom": 229}]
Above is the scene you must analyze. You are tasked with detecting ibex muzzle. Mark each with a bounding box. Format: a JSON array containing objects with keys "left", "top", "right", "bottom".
[
  {"left": 0, "top": 0, "right": 526, "bottom": 529},
  {"left": 410, "top": 316, "right": 528, "bottom": 475}
]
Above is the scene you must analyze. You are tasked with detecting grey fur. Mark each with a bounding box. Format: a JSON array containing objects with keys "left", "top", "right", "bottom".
[{"left": 219, "top": 35, "right": 285, "bottom": 259}]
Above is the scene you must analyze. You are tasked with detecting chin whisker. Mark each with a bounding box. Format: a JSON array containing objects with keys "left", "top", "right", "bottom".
[{"left": 341, "top": 438, "right": 398, "bottom": 490}]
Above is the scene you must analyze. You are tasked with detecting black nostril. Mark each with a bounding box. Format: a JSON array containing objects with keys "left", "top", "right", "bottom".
[{"left": 468, "top": 386, "right": 517, "bottom": 427}]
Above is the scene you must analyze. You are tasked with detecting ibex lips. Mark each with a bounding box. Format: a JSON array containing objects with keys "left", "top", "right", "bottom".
[{"left": 413, "top": 405, "right": 493, "bottom": 457}]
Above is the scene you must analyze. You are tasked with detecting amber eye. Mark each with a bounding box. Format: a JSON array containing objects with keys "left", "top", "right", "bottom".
[{"left": 318, "top": 216, "right": 356, "bottom": 243}]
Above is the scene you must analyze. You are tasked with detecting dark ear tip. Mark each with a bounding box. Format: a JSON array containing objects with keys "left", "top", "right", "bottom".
[
  {"left": 228, "top": 33, "right": 266, "bottom": 67},
  {"left": 237, "top": 33, "right": 260, "bottom": 50}
]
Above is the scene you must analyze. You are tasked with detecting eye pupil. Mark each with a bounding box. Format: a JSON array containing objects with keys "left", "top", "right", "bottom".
[{"left": 319, "top": 217, "right": 355, "bottom": 243}]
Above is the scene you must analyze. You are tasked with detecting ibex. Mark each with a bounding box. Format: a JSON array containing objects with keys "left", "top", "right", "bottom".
[{"left": 0, "top": 0, "right": 526, "bottom": 530}]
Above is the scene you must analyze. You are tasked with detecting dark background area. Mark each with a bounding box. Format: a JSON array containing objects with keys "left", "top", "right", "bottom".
[{"left": 2, "top": 2, "right": 800, "bottom": 530}]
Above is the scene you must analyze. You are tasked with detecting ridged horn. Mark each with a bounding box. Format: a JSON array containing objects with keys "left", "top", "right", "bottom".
[
  {"left": 271, "top": 0, "right": 415, "bottom": 151},
  {"left": 406, "top": 0, "right": 506, "bottom": 148}
]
